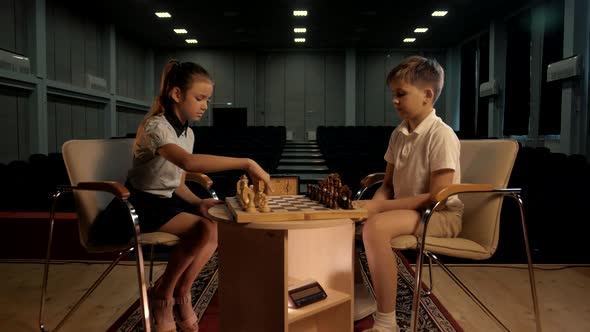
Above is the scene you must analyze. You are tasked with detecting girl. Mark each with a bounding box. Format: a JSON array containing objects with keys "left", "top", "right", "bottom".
[{"left": 128, "top": 60, "right": 272, "bottom": 331}]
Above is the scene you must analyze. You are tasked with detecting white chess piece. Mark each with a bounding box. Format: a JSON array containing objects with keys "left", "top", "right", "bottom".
[{"left": 244, "top": 185, "right": 257, "bottom": 213}]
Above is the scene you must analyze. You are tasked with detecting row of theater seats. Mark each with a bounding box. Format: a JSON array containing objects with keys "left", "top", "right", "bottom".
[
  {"left": 0, "top": 126, "right": 286, "bottom": 212},
  {"left": 317, "top": 126, "right": 590, "bottom": 264}
]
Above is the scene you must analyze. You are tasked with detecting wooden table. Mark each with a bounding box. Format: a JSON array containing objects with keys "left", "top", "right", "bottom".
[{"left": 209, "top": 204, "right": 355, "bottom": 332}]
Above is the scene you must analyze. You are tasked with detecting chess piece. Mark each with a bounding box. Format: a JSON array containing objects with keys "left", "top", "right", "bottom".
[
  {"left": 255, "top": 184, "right": 266, "bottom": 209},
  {"left": 338, "top": 185, "right": 353, "bottom": 209},
  {"left": 237, "top": 175, "right": 249, "bottom": 206},
  {"left": 258, "top": 191, "right": 271, "bottom": 213},
  {"left": 244, "top": 185, "right": 257, "bottom": 212}
]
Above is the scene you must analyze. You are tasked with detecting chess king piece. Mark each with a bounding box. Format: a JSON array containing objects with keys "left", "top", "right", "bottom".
[
  {"left": 244, "top": 185, "right": 257, "bottom": 212},
  {"left": 237, "top": 174, "right": 250, "bottom": 206}
]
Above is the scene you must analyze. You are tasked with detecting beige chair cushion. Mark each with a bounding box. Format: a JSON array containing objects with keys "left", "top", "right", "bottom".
[
  {"left": 139, "top": 232, "right": 180, "bottom": 246},
  {"left": 391, "top": 235, "right": 492, "bottom": 260}
]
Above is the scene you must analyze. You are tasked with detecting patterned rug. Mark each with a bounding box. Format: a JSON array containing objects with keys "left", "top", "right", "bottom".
[{"left": 109, "top": 248, "right": 462, "bottom": 332}]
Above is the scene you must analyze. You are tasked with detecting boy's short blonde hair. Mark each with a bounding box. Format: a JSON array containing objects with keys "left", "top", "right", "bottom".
[{"left": 386, "top": 56, "right": 444, "bottom": 103}]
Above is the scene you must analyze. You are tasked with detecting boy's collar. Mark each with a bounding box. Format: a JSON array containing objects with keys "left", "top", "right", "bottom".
[
  {"left": 164, "top": 112, "right": 188, "bottom": 137},
  {"left": 399, "top": 109, "right": 436, "bottom": 136}
]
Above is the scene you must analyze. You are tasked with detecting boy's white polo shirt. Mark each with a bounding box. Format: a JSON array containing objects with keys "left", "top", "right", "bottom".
[
  {"left": 384, "top": 110, "right": 463, "bottom": 211},
  {"left": 128, "top": 114, "right": 194, "bottom": 198}
]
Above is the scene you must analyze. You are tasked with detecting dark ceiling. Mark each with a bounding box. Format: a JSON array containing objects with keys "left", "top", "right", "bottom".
[{"left": 64, "top": 0, "right": 531, "bottom": 50}]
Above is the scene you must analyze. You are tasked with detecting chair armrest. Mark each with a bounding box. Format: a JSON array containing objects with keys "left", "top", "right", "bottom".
[
  {"left": 360, "top": 173, "right": 386, "bottom": 189},
  {"left": 432, "top": 183, "right": 495, "bottom": 202},
  {"left": 76, "top": 181, "right": 130, "bottom": 200},
  {"left": 185, "top": 172, "right": 213, "bottom": 189}
]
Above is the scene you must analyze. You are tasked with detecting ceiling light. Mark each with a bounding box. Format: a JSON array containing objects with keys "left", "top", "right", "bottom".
[
  {"left": 294, "top": 38, "right": 306, "bottom": 43},
  {"left": 294, "top": 28, "right": 307, "bottom": 33},
  {"left": 174, "top": 29, "right": 188, "bottom": 34},
  {"left": 403, "top": 38, "right": 416, "bottom": 43},
  {"left": 155, "top": 12, "right": 171, "bottom": 18},
  {"left": 185, "top": 39, "right": 198, "bottom": 44},
  {"left": 431, "top": 11, "right": 448, "bottom": 17},
  {"left": 293, "top": 10, "right": 308, "bottom": 16},
  {"left": 414, "top": 28, "right": 428, "bottom": 33}
]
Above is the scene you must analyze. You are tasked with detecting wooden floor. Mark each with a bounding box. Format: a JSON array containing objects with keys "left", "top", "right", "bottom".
[{"left": 0, "top": 260, "right": 588, "bottom": 332}]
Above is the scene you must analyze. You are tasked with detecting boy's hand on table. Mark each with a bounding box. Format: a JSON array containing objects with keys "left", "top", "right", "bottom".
[{"left": 352, "top": 200, "right": 380, "bottom": 217}]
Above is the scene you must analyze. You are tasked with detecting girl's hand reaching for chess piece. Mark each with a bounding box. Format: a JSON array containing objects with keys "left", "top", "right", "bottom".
[{"left": 246, "top": 159, "right": 274, "bottom": 195}]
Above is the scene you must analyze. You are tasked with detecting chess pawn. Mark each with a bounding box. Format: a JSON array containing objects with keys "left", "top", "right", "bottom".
[
  {"left": 245, "top": 185, "right": 257, "bottom": 212},
  {"left": 338, "top": 185, "right": 353, "bottom": 209},
  {"left": 259, "top": 192, "right": 271, "bottom": 213},
  {"left": 255, "top": 186, "right": 263, "bottom": 208}
]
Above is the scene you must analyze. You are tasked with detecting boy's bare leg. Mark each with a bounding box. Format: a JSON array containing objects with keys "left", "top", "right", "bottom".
[{"left": 362, "top": 209, "right": 421, "bottom": 313}]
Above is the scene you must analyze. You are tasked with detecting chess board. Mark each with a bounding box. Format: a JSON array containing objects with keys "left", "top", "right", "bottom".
[{"left": 225, "top": 195, "right": 368, "bottom": 223}]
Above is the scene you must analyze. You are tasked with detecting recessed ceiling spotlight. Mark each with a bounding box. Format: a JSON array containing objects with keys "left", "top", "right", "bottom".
[
  {"left": 174, "top": 29, "right": 188, "bottom": 34},
  {"left": 155, "top": 12, "right": 171, "bottom": 18},
  {"left": 294, "top": 28, "right": 307, "bottom": 33},
  {"left": 293, "top": 10, "right": 308, "bottom": 16},
  {"left": 185, "top": 39, "right": 198, "bottom": 44},
  {"left": 414, "top": 28, "right": 428, "bottom": 33},
  {"left": 403, "top": 38, "right": 416, "bottom": 43},
  {"left": 431, "top": 11, "right": 448, "bottom": 17},
  {"left": 294, "top": 38, "right": 306, "bottom": 43}
]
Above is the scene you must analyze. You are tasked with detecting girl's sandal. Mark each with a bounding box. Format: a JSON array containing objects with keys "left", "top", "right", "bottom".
[
  {"left": 149, "top": 289, "right": 177, "bottom": 332},
  {"left": 173, "top": 294, "right": 199, "bottom": 332}
]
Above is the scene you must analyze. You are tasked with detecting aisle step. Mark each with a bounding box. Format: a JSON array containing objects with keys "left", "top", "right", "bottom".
[
  {"left": 282, "top": 148, "right": 321, "bottom": 153},
  {"left": 281, "top": 152, "right": 323, "bottom": 158},
  {"left": 287, "top": 141, "right": 317, "bottom": 145},
  {"left": 286, "top": 144, "right": 319, "bottom": 149},
  {"left": 279, "top": 158, "right": 326, "bottom": 165},
  {"left": 276, "top": 165, "right": 329, "bottom": 173}
]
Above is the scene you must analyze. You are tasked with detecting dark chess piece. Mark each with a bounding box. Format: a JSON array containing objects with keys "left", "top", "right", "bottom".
[{"left": 337, "top": 185, "right": 353, "bottom": 210}]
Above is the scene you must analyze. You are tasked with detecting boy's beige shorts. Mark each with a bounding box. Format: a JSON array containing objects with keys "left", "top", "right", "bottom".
[{"left": 416, "top": 209, "right": 463, "bottom": 238}]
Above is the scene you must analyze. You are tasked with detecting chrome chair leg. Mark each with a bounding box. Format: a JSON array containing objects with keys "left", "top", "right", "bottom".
[
  {"left": 410, "top": 208, "right": 434, "bottom": 332},
  {"left": 39, "top": 190, "right": 62, "bottom": 332},
  {"left": 431, "top": 254, "right": 510, "bottom": 331},
  {"left": 54, "top": 248, "right": 133, "bottom": 332},
  {"left": 424, "top": 252, "right": 434, "bottom": 296},
  {"left": 149, "top": 245, "right": 155, "bottom": 287},
  {"left": 513, "top": 193, "right": 542, "bottom": 332},
  {"left": 125, "top": 201, "right": 151, "bottom": 332}
]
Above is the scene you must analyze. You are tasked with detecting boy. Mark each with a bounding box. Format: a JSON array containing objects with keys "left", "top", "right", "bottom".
[{"left": 354, "top": 56, "right": 463, "bottom": 332}]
